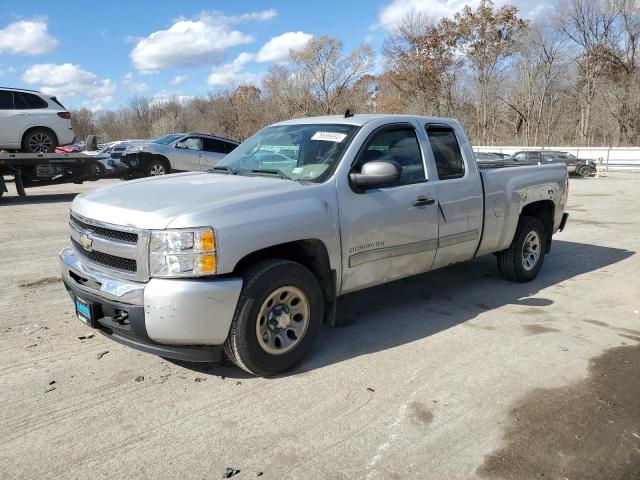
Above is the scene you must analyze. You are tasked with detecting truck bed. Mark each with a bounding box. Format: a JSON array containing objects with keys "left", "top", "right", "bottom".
[{"left": 476, "top": 163, "right": 568, "bottom": 257}]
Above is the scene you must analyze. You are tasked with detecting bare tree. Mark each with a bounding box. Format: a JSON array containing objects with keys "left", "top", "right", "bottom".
[
  {"left": 289, "top": 36, "right": 374, "bottom": 114},
  {"left": 558, "top": 0, "right": 618, "bottom": 145},
  {"left": 381, "top": 12, "right": 459, "bottom": 116},
  {"left": 506, "top": 24, "right": 567, "bottom": 145},
  {"left": 447, "top": 0, "right": 528, "bottom": 144}
]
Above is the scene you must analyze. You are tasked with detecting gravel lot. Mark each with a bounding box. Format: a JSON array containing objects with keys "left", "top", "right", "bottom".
[{"left": 1, "top": 174, "right": 639, "bottom": 479}]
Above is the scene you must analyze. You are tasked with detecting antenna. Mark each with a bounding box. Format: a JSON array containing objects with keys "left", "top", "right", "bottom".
[{"left": 344, "top": 109, "right": 354, "bottom": 118}]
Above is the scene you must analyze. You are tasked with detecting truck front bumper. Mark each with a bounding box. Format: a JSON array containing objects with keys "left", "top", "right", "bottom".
[{"left": 59, "top": 246, "right": 243, "bottom": 362}]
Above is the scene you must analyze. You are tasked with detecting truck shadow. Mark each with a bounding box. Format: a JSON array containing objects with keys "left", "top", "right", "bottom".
[
  {"left": 298, "top": 239, "right": 634, "bottom": 374},
  {"left": 175, "top": 240, "right": 632, "bottom": 378}
]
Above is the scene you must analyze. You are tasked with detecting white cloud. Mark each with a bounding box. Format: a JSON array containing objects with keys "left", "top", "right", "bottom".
[
  {"left": 256, "top": 31, "right": 313, "bottom": 63},
  {"left": 0, "top": 18, "right": 59, "bottom": 55},
  {"left": 227, "top": 10, "right": 277, "bottom": 23},
  {"left": 21, "top": 63, "right": 115, "bottom": 106},
  {"left": 376, "top": 0, "right": 552, "bottom": 30},
  {"left": 170, "top": 74, "right": 187, "bottom": 85},
  {"left": 122, "top": 71, "right": 148, "bottom": 92},
  {"left": 207, "top": 52, "right": 259, "bottom": 88},
  {"left": 130, "top": 10, "right": 276, "bottom": 71}
]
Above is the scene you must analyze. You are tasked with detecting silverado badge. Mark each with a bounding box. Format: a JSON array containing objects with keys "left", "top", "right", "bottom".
[{"left": 80, "top": 234, "right": 93, "bottom": 251}]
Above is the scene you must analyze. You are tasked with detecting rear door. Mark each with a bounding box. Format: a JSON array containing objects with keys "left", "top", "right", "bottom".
[
  {"left": 172, "top": 136, "right": 203, "bottom": 171},
  {"left": 0, "top": 90, "right": 18, "bottom": 146},
  {"left": 200, "top": 137, "right": 227, "bottom": 170},
  {"left": 338, "top": 123, "right": 439, "bottom": 293},
  {"left": 0, "top": 91, "right": 31, "bottom": 148},
  {"left": 423, "top": 123, "right": 483, "bottom": 270}
]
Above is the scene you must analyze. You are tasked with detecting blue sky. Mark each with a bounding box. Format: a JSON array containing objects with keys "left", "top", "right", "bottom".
[{"left": 0, "top": 0, "right": 552, "bottom": 110}]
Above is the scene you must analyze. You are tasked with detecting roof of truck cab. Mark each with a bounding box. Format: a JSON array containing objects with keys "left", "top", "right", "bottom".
[{"left": 272, "top": 114, "right": 460, "bottom": 127}]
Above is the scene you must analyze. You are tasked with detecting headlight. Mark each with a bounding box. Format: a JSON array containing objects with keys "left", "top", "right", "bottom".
[{"left": 149, "top": 227, "right": 217, "bottom": 277}]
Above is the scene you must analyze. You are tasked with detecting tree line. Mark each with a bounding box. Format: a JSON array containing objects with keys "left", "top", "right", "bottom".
[{"left": 72, "top": 0, "right": 640, "bottom": 147}]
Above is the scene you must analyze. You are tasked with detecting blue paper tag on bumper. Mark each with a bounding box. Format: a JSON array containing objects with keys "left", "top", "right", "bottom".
[{"left": 75, "top": 297, "right": 92, "bottom": 325}]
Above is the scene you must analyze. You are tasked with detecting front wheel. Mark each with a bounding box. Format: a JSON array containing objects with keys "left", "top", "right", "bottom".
[
  {"left": 497, "top": 216, "right": 546, "bottom": 282},
  {"left": 145, "top": 159, "right": 169, "bottom": 176},
  {"left": 223, "top": 260, "right": 324, "bottom": 376}
]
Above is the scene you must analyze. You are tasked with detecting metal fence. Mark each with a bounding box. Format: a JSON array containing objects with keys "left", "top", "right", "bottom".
[{"left": 474, "top": 146, "right": 640, "bottom": 171}]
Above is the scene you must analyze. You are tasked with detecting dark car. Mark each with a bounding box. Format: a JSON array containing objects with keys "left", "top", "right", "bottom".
[{"left": 508, "top": 150, "right": 596, "bottom": 177}]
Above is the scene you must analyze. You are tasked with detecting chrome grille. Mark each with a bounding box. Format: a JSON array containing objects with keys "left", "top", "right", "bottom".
[
  {"left": 68, "top": 212, "right": 149, "bottom": 281},
  {"left": 70, "top": 215, "right": 137, "bottom": 243},
  {"left": 71, "top": 238, "right": 137, "bottom": 272}
]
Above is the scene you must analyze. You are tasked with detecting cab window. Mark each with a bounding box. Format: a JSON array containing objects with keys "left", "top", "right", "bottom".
[
  {"left": 203, "top": 138, "right": 226, "bottom": 153},
  {"left": 354, "top": 126, "right": 425, "bottom": 186},
  {"left": 426, "top": 125, "right": 465, "bottom": 180},
  {"left": 17, "top": 92, "right": 48, "bottom": 109},
  {"left": 178, "top": 137, "right": 203, "bottom": 150}
]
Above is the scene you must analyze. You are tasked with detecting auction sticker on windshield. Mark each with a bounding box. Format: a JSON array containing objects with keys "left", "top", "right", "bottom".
[{"left": 311, "top": 131, "right": 347, "bottom": 142}]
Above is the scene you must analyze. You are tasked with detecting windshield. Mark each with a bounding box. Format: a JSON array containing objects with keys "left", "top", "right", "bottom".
[
  {"left": 151, "top": 134, "right": 184, "bottom": 145},
  {"left": 217, "top": 124, "right": 359, "bottom": 182}
]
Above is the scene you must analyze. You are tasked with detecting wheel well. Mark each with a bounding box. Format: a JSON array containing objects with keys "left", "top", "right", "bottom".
[
  {"left": 521, "top": 200, "right": 554, "bottom": 252},
  {"left": 22, "top": 126, "right": 59, "bottom": 148},
  {"left": 234, "top": 239, "right": 337, "bottom": 323}
]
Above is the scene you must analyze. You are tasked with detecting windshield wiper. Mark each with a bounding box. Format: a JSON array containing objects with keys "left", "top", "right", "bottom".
[
  {"left": 209, "top": 165, "right": 237, "bottom": 175},
  {"left": 249, "top": 168, "right": 291, "bottom": 180}
]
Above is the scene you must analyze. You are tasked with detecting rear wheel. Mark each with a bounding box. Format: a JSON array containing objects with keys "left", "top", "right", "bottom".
[
  {"left": 223, "top": 260, "right": 324, "bottom": 376},
  {"left": 94, "top": 162, "right": 106, "bottom": 175},
  {"left": 22, "top": 129, "right": 56, "bottom": 153},
  {"left": 497, "top": 216, "right": 546, "bottom": 282},
  {"left": 577, "top": 165, "right": 593, "bottom": 177}
]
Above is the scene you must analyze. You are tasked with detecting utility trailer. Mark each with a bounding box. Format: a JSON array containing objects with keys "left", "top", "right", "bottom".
[{"left": 0, "top": 152, "right": 100, "bottom": 200}]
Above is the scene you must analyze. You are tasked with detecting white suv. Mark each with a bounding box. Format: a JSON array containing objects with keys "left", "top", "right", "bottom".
[{"left": 0, "top": 87, "right": 75, "bottom": 153}]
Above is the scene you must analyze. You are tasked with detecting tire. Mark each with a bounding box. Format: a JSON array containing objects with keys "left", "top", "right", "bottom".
[
  {"left": 22, "top": 129, "right": 57, "bottom": 153},
  {"left": 497, "top": 216, "right": 547, "bottom": 282},
  {"left": 223, "top": 259, "right": 324, "bottom": 376},
  {"left": 577, "top": 165, "right": 593, "bottom": 177},
  {"left": 145, "top": 158, "right": 169, "bottom": 176}
]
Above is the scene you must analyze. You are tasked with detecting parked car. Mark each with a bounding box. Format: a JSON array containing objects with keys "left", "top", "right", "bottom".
[
  {"left": 60, "top": 114, "right": 569, "bottom": 376},
  {"left": 0, "top": 87, "right": 75, "bottom": 153},
  {"left": 475, "top": 152, "right": 503, "bottom": 161},
  {"left": 541, "top": 151, "right": 596, "bottom": 177},
  {"left": 85, "top": 140, "right": 148, "bottom": 175},
  {"left": 508, "top": 150, "right": 596, "bottom": 177},
  {"left": 120, "top": 133, "right": 239, "bottom": 177}
]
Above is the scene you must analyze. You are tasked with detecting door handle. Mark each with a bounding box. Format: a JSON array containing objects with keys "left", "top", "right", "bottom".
[{"left": 412, "top": 196, "right": 436, "bottom": 207}]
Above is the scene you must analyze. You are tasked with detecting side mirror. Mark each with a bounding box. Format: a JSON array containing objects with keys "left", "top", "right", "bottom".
[
  {"left": 350, "top": 161, "right": 401, "bottom": 190},
  {"left": 176, "top": 141, "right": 186, "bottom": 149}
]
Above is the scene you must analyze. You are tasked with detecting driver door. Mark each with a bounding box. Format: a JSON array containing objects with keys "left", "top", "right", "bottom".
[
  {"left": 173, "top": 136, "right": 203, "bottom": 171},
  {"left": 337, "top": 124, "right": 439, "bottom": 294}
]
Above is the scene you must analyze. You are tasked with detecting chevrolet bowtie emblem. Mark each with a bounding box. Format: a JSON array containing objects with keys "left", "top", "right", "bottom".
[{"left": 80, "top": 234, "right": 93, "bottom": 251}]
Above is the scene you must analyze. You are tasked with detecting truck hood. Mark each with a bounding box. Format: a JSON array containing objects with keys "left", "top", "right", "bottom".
[{"left": 71, "top": 172, "right": 304, "bottom": 229}]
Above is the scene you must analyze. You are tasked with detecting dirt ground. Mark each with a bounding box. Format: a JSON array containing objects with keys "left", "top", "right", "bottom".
[{"left": 1, "top": 173, "right": 639, "bottom": 479}]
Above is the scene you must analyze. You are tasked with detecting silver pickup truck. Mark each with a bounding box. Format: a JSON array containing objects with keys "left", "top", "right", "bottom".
[{"left": 59, "top": 114, "right": 569, "bottom": 376}]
